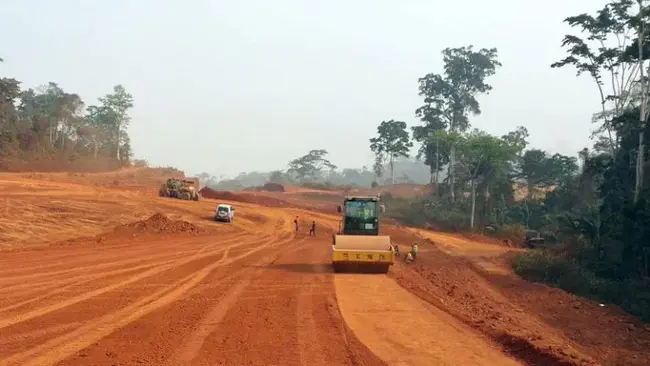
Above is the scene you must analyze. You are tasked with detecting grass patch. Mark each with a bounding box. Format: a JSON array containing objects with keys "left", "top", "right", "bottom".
[{"left": 513, "top": 250, "right": 650, "bottom": 322}]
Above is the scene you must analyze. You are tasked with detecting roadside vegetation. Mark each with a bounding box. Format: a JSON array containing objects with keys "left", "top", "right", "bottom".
[
  {"left": 0, "top": 59, "right": 136, "bottom": 171},
  {"left": 205, "top": 1, "right": 650, "bottom": 321}
]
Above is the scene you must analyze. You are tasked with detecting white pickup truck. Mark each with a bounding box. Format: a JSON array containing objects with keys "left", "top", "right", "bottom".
[{"left": 214, "top": 204, "right": 235, "bottom": 222}]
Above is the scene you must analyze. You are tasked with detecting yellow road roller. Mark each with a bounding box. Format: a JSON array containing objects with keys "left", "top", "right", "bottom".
[{"left": 331, "top": 195, "right": 394, "bottom": 273}]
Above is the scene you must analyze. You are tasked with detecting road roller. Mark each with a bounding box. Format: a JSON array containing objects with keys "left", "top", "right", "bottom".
[{"left": 331, "top": 195, "right": 394, "bottom": 273}]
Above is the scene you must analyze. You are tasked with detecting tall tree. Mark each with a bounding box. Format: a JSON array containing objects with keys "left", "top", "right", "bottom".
[
  {"left": 0, "top": 77, "right": 20, "bottom": 135},
  {"left": 519, "top": 149, "right": 551, "bottom": 199},
  {"left": 415, "top": 46, "right": 501, "bottom": 201},
  {"left": 369, "top": 120, "right": 413, "bottom": 185},
  {"left": 551, "top": 0, "right": 650, "bottom": 203},
  {"left": 56, "top": 93, "right": 84, "bottom": 150},
  {"left": 287, "top": 149, "right": 337, "bottom": 181},
  {"left": 457, "top": 130, "right": 518, "bottom": 228},
  {"left": 98, "top": 85, "right": 134, "bottom": 160},
  {"left": 501, "top": 126, "right": 529, "bottom": 154},
  {"left": 551, "top": 1, "right": 638, "bottom": 155}
]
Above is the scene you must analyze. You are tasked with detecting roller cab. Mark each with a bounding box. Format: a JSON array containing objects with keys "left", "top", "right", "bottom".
[{"left": 332, "top": 195, "right": 394, "bottom": 273}]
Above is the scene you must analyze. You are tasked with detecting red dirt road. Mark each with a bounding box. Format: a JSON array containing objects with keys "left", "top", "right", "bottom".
[
  {"left": 0, "top": 222, "right": 384, "bottom": 365},
  {"left": 1, "top": 169, "right": 649, "bottom": 365}
]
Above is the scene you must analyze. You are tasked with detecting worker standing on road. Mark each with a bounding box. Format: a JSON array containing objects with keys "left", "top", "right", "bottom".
[
  {"left": 294, "top": 216, "right": 299, "bottom": 233},
  {"left": 411, "top": 242, "right": 419, "bottom": 261},
  {"left": 309, "top": 221, "right": 316, "bottom": 236}
]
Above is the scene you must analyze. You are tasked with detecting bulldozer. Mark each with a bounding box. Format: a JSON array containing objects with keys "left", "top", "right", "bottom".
[
  {"left": 158, "top": 178, "right": 200, "bottom": 201},
  {"left": 331, "top": 195, "right": 394, "bottom": 273}
]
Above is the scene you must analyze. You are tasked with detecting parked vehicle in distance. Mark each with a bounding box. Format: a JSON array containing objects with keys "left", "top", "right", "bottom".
[
  {"left": 524, "top": 229, "right": 545, "bottom": 248},
  {"left": 214, "top": 204, "right": 235, "bottom": 222}
]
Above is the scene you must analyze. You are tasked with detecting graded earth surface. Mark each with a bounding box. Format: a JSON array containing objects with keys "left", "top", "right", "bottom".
[{"left": 1, "top": 168, "right": 649, "bottom": 366}]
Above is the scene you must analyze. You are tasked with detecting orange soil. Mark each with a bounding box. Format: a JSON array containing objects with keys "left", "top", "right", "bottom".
[{"left": 0, "top": 169, "right": 648, "bottom": 366}]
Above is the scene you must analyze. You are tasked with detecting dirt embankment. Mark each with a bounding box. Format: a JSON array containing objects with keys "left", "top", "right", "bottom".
[
  {"left": 16, "top": 167, "right": 184, "bottom": 189},
  {"left": 199, "top": 187, "right": 290, "bottom": 207},
  {"left": 0, "top": 155, "right": 125, "bottom": 173},
  {"left": 49, "top": 213, "right": 207, "bottom": 249},
  {"left": 384, "top": 227, "right": 650, "bottom": 366}
]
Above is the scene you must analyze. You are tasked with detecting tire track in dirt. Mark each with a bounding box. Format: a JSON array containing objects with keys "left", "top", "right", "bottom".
[
  {"left": 163, "top": 238, "right": 306, "bottom": 366},
  {"left": 0, "top": 235, "right": 297, "bottom": 366},
  {"left": 0, "top": 233, "right": 251, "bottom": 295},
  {"left": 0, "top": 232, "right": 250, "bottom": 282},
  {"left": 0, "top": 260, "right": 177, "bottom": 313},
  {"left": 184, "top": 237, "right": 385, "bottom": 366},
  {"left": 0, "top": 322, "right": 84, "bottom": 347},
  {"left": 296, "top": 257, "right": 330, "bottom": 366},
  {"left": 0, "top": 233, "right": 272, "bottom": 331}
]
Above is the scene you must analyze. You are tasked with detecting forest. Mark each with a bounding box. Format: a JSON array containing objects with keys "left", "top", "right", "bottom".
[
  {"left": 373, "top": 1, "right": 650, "bottom": 321},
  {"left": 0, "top": 58, "right": 136, "bottom": 172}
]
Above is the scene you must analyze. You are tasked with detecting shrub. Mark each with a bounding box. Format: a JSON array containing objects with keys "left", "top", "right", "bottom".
[
  {"left": 261, "top": 182, "right": 285, "bottom": 192},
  {"left": 513, "top": 250, "right": 650, "bottom": 321},
  {"left": 132, "top": 159, "right": 148, "bottom": 167}
]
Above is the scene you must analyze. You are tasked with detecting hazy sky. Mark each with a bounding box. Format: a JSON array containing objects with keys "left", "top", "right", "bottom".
[{"left": 2, "top": 0, "right": 607, "bottom": 178}]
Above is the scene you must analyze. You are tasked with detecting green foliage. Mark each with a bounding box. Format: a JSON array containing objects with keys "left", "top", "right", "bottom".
[
  {"left": 0, "top": 63, "right": 135, "bottom": 168},
  {"left": 369, "top": 120, "right": 413, "bottom": 183},
  {"left": 287, "top": 149, "right": 337, "bottom": 181},
  {"left": 415, "top": 46, "right": 502, "bottom": 133},
  {"left": 381, "top": 193, "right": 462, "bottom": 230},
  {"left": 413, "top": 45, "right": 502, "bottom": 201},
  {"left": 203, "top": 159, "right": 432, "bottom": 190},
  {"left": 513, "top": 250, "right": 650, "bottom": 322}
]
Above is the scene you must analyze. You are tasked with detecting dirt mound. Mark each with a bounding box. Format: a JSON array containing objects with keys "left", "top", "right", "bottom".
[
  {"left": 49, "top": 214, "right": 204, "bottom": 248},
  {"left": 242, "top": 182, "right": 286, "bottom": 192},
  {"left": 199, "top": 187, "right": 289, "bottom": 207},
  {"left": 115, "top": 213, "right": 203, "bottom": 235},
  {"left": 349, "top": 184, "right": 434, "bottom": 198}
]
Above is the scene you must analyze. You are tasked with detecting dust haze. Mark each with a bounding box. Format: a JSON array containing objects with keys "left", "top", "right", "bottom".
[{"left": 2, "top": 0, "right": 603, "bottom": 177}]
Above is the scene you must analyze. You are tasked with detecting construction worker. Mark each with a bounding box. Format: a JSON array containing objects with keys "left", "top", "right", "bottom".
[
  {"left": 405, "top": 251, "right": 413, "bottom": 263},
  {"left": 393, "top": 243, "right": 400, "bottom": 257},
  {"left": 294, "top": 216, "right": 299, "bottom": 233},
  {"left": 411, "top": 242, "right": 419, "bottom": 261},
  {"left": 309, "top": 221, "right": 316, "bottom": 236}
]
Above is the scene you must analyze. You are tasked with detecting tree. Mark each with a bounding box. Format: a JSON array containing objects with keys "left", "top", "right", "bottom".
[
  {"left": 98, "top": 85, "right": 134, "bottom": 160},
  {"left": 0, "top": 77, "right": 21, "bottom": 135},
  {"left": 57, "top": 92, "right": 84, "bottom": 150},
  {"left": 551, "top": 1, "right": 637, "bottom": 154},
  {"left": 519, "top": 149, "right": 551, "bottom": 199},
  {"left": 369, "top": 120, "right": 413, "bottom": 184},
  {"left": 0, "top": 64, "right": 134, "bottom": 169},
  {"left": 456, "top": 130, "right": 519, "bottom": 228},
  {"left": 415, "top": 46, "right": 502, "bottom": 201},
  {"left": 546, "top": 153, "right": 580, "bottom": 186},
  {"left": 551, "top": 0, "right": 650, "bottom": 203},
  {"left": 287, "top": 149, "right": 337, "bottom": 181},
  {"left": 501, "top": 126, "right": 529, "bottom": 154},
  {"left": 268, "top": 170, "right": 286, "bottom": 183}
]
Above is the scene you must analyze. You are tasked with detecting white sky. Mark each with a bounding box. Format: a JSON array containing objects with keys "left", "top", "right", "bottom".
[{"left": 1, "top": 0, "right": 607, "bottom": 177}]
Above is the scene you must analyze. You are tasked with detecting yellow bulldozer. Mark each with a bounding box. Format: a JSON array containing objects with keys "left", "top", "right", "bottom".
[
  {"left": 158, "top": 178, "right": 200, "bottom": 201},
  {"left": 331, "top": 195, "right": 394, "bottom": 273}
]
